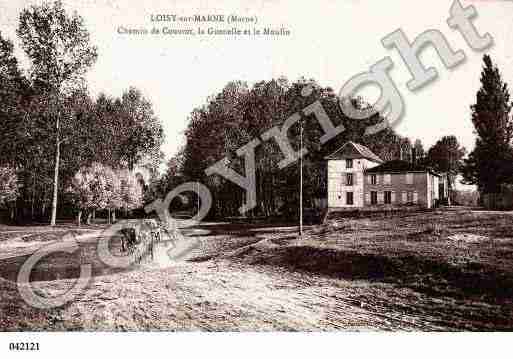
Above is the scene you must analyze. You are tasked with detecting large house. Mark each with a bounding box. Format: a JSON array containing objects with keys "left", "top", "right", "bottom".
[{"left": 325, "top": 142, "right": 447, "bottom": 210}]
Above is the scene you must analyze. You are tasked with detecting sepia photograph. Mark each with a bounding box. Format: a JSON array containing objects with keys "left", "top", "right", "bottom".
[{"left": 1, "top": 0, "right": 513, "bottom": 356}]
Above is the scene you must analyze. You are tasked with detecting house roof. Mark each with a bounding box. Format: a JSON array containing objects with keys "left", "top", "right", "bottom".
[
  {"left": 325, "top": 142, "right": 383, "bottom": 163},
  {"left": 364, "top": 160, "right": 440, "bottom": 176}
]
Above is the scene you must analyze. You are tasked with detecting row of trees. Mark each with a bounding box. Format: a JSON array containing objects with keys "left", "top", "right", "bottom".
[
  {"left": 113, "top": 55, "right": 513, "bottom": 216},
  {"left": 68, "top": 163, "right": 143, "bottom": 226},
  {"left": 5, "top": 1, "right": 494, "bottom": 222},
  {"left": 151, "top": 76, "right": 464, "bottom": 219},
  {"left": 361, "top": 54, "right": 513, "bottom": 203},
  {"left": 0, "top": 1, "right": 163, "bottom": 224},
  {"left": 159, "top": 56, "right": 513, "bottom": 215}
]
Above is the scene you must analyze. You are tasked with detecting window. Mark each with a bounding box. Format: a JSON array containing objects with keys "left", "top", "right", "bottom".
[
  {"left": 346, "top": 173, "right": 353, "bottom": 186},
  {"left": 346, "top": 192, "right": 354, "bottom": 205},
  {"left": 370, "top": 191, "right": 378, "bottom": 205},
  {"left": 384, "top": 191, "right": 392, "bottom": 204},
  {"left": 346, "top": 159, "right": 353, "bottom": 169},
  {"left": 405, "top": 191, "right": 418, "bottom": 203},
  {"left": 370, "top": 174, "right": 377, "bottom": 185},
  {"left": 406, "top": 173, "right": 414, "bottom": 185},
  {"left": 384, "top": 174, "right": 391, "bottom": 185}
]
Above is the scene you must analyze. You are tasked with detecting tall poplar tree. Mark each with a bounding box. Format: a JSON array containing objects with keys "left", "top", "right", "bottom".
[
  {"left": 462, "top": 55, "right": 513, "bottom": 193},
  {"left": 17, "top": 1, "right": 97, "bottom": 225}
]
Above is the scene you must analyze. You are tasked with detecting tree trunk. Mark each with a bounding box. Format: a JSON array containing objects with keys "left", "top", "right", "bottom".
[
  {"left": 31, "top": 176, "right": 36, "bottom": 221},
  {"left": 92, "top": 209, "right": 96, "bottom": 223},
  {"left": 107, "top": 208, "right": 111, "bottom": 225},
  {"left": 86, "top": 211, "right": 92, "bottom": 225},
  {"left": 111, "top": 209, "right": 116, "bottom": 223},
  {"left": 447, "top": 175, "right": 452, "bottom": 206},
  {"left": 77, "top": 210, "right": 82, "bottom": 227},
  {"left": 50, "top": 117, "right": 60, "bottom": 226}
]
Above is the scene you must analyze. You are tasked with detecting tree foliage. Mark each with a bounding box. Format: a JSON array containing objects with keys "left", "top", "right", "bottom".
[
  {"left": 68, "top": 163, "right": 143, "bottom": 224},
  {"left": 426, "top": 135, "right": 466, "bottom": 204},
  {"left": 0, "top": 32, "right": 32, "bottom": 167},
  {"left": 17, "top": 0, "right": 99, "bottom": 225},
  {"left": 462, "top": 55, "right": 513, "bottom": 193},
  {"left": 0, "top": 167, "right": 19, "bottom": 207},
  {"left": 0, "top": 1, "right": 164, "bottom": 224},
  {"left": 427, "top": 136, "right": 465, "bottom": 175},
  {"left": 17, "top": 0, "right": 97, "bottom": 93},
  {"left": 173, "top": 78, "right": 413, "bottom": 219}
]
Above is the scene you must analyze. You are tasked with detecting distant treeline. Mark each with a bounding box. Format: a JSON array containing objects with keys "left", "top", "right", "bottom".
[
  {"left": 0, "top": 1, "right": 163, "bottom": 224},
  {"left": 150, "top": 78, "right": 433, "bottom": 219},
  {"left": 154, "top": 53, "right": 513, "bottom": 216}
]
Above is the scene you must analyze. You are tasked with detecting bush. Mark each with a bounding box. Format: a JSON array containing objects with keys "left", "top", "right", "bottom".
[
  {"left": 453, "top": 190, "right": 479, "bottom": 207},
  {"left": 423, "top": 222, "right": 443, "bottom": 236},
  {"left": 0, "top": 167, "right": 18, "bottom": 208}
]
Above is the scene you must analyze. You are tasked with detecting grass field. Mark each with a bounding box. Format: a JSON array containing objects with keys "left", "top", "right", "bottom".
[{"left": 1, "top": 208, "right": 512, "bottom": 331}]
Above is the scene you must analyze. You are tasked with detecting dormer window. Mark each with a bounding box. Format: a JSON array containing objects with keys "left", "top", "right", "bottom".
[{"left": 346, "top": 159, "right": 353, "bottom": 169}]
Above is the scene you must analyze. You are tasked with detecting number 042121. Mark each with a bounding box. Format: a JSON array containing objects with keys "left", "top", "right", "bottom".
[{"left": 9, "top": 342, "right": 40, "bottom": 351}]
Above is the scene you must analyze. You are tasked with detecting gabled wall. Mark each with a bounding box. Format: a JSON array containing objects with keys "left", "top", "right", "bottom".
[{"left": 327, "top": 158, "right": 381, "bottom": 208}]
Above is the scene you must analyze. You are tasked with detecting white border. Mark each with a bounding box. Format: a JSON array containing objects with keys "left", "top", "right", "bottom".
[{"left": 1, "top": 332, "right": 512, "bottom": 359}]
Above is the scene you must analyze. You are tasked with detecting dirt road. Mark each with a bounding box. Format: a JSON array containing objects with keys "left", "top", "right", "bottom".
[{"left": 1, "top": 209, "right": 513, "bottom": 331}]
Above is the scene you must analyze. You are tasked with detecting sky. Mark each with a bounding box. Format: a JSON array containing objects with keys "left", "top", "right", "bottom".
[{"left": 1, "top": 0, "right": 513, "bottom": 175}]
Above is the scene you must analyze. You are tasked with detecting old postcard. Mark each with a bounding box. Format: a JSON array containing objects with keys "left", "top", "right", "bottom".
[{"left": 1, "top": 0, "right": 513, "bottom": 356}]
